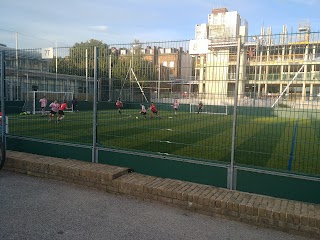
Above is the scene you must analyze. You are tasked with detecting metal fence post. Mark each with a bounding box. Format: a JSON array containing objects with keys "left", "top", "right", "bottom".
[
  {"left": 0, "top": 51, "right": 7, "bottom": 170},
  {"left": 228, "top": 36, "right": 242, "bottom": 190},
  {"left": 92, "top": 47, "right": 98, "bottom": 163}
]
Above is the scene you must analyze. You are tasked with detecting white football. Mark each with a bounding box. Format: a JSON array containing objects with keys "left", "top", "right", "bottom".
[{"left": 136, "top": 117, "right": 138, "bottom": 119}]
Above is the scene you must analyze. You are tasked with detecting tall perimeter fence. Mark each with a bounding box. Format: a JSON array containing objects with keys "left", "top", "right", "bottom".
[{"left": 1, "top": 33, "right": 320, "bottom": 203}]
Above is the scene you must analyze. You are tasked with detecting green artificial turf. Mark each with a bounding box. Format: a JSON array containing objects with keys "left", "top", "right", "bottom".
[{"left": 8, "top": 109, "right": 320, "bottom": 176}]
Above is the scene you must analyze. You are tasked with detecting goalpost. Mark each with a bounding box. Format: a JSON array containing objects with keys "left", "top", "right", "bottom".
[
  {"left": 23, "top": 91, "right": 74, "bottom": 114},
  {"left": 189, "top": 104, "right": 228, "bottom": 115}
]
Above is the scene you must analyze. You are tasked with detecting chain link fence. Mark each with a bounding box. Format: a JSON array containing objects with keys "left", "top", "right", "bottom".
[{"left": 1, "top": 33, "right": 320, "bottom": 179}]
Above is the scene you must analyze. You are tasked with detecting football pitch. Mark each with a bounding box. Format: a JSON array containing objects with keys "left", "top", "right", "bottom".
[{"left": 8, "top": 109, "right": 320, "bottom": 176}]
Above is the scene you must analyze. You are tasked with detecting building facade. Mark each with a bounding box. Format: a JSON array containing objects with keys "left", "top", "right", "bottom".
[{"left": 193, "top": 8, "right": 320, "bottom": 104}]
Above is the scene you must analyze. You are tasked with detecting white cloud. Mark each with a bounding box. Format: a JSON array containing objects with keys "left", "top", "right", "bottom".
[{"left": 88, "top": 25, "right": 109, "bottom": 33}]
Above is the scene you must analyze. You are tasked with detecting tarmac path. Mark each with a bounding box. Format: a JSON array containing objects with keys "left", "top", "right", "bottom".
[{"left": 0, "top": 170, "right": 314, "bottom": 240}]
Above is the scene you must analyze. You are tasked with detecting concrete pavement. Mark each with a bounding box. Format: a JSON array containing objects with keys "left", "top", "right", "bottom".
[{"left": 0, "top": 170, "right": 314, "bottom": 240}]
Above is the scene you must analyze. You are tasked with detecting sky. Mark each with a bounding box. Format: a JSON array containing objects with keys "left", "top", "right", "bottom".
[{"left": 1, "top": 0, "right": 320, "bottom": 49}]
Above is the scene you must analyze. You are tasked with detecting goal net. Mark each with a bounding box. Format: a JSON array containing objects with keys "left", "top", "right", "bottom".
[
  {"left": 23, "top": 91, "right": 74, "bottom": 114},
  {"left": 189, "top": 104, "right": 228, "bottom": 115}
]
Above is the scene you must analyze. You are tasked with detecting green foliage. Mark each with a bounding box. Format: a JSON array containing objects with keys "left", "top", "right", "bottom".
[
  {"left": 52, "top": 39, "right": 158, "bottom": 90},
  {"left": 55, "top": 39, "right": 108, "bottom": 77},
  {"left": 109, "top": 39, "right": 157, "bottom": 89}
]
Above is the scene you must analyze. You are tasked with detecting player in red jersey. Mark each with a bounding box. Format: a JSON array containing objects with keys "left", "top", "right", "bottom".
[
  {"left": 116, "top": 98, "right": 123, "bottom": 114},
  {"left": 149, "top": 102, "right": 160, "bottom": 118},
  {"left": 57, "top": 100, "right": 71, "bottom": 123}
]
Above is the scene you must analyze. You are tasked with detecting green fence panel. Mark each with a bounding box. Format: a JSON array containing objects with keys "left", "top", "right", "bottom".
[
  {"left": 98, "top": 150, "right": 228, "bottom": 188},
  {"left": 237, "top": 169, "right": 320, "bottom": 204},
  {"left": 6, "top": 137, "right": 228, "bottom": 188},
  {"left": 7, "top": 137, "right": 92, "bottom": 162}
]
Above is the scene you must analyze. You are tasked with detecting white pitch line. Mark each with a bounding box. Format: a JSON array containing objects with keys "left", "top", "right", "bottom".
[{"left": 157, "top": 152, "right": 170, "bottom": 155}]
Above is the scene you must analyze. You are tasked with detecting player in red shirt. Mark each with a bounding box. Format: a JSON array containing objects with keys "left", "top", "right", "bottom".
[
  {"left": 57, "top": 100, "right": 71, "bottom": 123},
  {"left": 116, "top": 98, "right": 123, "bottom": 114},
  {"left": 149, "top": 102, "right": 160, "bottom": 118}
]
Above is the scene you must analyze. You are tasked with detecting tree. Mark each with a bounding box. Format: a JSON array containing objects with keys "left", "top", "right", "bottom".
[
  {"left": 50, "top": 39, "right": 158, "bottom": 101},
  {"left": 69, "top": 39, "right": 108, "bottom": 78},
  {"left": 111, "top": 39, "right": 157, "bottom": 91},
  {"left": 51, "top": 39, "right": 108, "bottom": 77}
]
